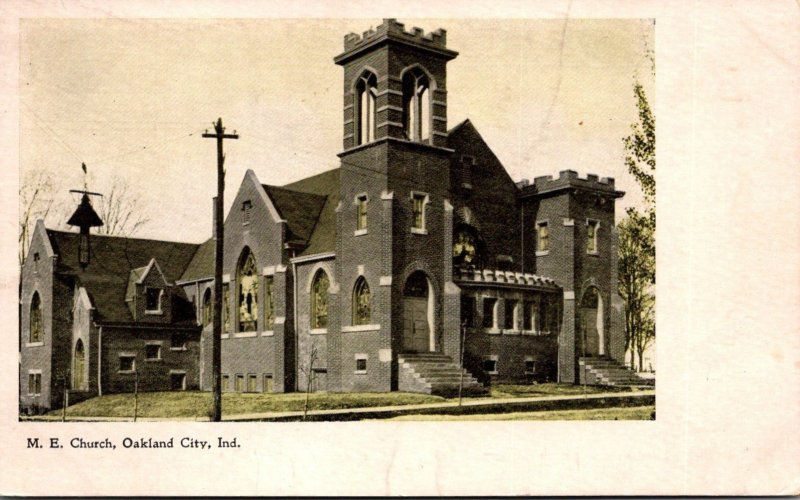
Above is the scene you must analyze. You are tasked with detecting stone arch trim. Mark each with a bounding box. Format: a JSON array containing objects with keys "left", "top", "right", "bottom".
[
  {"left": 401, "top": 261, "right": 441, "bottom": 297},
  {"left": 305, "top": 262, "right": 336, "bottom": 294},
  {"left": 349, "top": 65, "right": 381, "bottom": 93},
  {"left": 398, "top": 63, "right": 438, "bottom": 91}
]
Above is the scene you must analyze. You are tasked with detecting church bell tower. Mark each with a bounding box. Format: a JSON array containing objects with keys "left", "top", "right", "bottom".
[{"left": 329, "top": 19, "right": 461, "bottom": 392}]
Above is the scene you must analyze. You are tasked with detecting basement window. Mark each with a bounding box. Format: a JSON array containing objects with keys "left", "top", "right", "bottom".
[
  {"left": 170, "top": 371, "right": 186, "bottom": 391},
  {"left": 355, "top": 354, "right": 368, "bottom": 374},
  {"left": 119, "top": 355, "right": 136, "bottom": 373},
  {"left": 247, "top": 374, "right": 258, "bottom": 393},
  {"left": 482, "top": 356, "right": 498, "bottom": 375},
  {"left": 525, "top": 357, "right": 536, "bottom": 374}
]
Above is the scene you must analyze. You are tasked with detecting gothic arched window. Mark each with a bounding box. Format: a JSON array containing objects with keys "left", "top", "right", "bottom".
[
  {"left": 356, "top": 71, "right": 378, "bottom": 145},
  {"left": 237, "top": 248, "right": 258, "bottom": 332},
  {"left": 30, "top": 292, "right": 42, "bottom": 344},
  {"left": 402, "top": 68, "right": 431, "bottom": 142},
  {"left": 73, "top": 339, "right": 86, "bottom": 390},
  {"left": 311, "top": 269, "right": 330, "bottom": 329},
  {"left": 202, "top": 288, "right": 212, "bottom": 327},
  {"left": 352, "top": 277, "right": 371, "bottom": 326}
]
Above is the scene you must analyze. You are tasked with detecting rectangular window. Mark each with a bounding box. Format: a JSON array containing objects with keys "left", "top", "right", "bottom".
[
  {"left": 170, "top": 333, "right": 187, "bottom": 351},
  {"left": 170, "top": 372, "right": 186, "bottom": 391},
  {"left": 33, "top": 252, "right": 40, "bottom": 272},
  {"left": 483, "top": 298, "right": 497, "bottom": 329},
  {"left": 263, "top": 374, "right": 273, "bottom": 393},
  {"left": 119, "top": 355, "right": 135, "bottom": 373},
  {"left": 242, "top": 200, "right": 252, "bottom": 224},
  {"left": 264, "top": 276, "right": 275, "bottom": 330},
  {"left": 235, "top": 374, "right": 244, "bottom": 392},
  {"left": 587, "top": 219, "right": 599, "bottom": 254},
  {"left": 525, "top": 358, "right": 536, "bottom": 374},
  {"left": 145, "top": 344, "right": 161, "bottom": 360},
  {"left": 28, "top": 372, "right": 42, "bottom": 395},
  {"left": 247, "top": 374, "right": 257, "bottom": 393},
  {"left": 411, "top": 192, "right": 427, "bottom": 231},
  {"left": 536, "top": 221, "right": 549, "bottom": 253},
  {"left": 355, "top": 355, "right": 367, "bottom": 374},
  {"left": 222, "top": 374, "right": 229, "bottom": 392},
  {"left": 356, "top": 195, "right": 368, "bottom": 231},
  {"left": 145, "top": 287, "right": 162, "bottom": 312},
  {"left": 460, "top": 296, "right": 476, "bottom": 328},
  {"left": 504, "top": 300, "right": 517, "bottom": 330},
  {"left": 523, "top": 301, "right": 535, "bottom": 331},
  {"left": 482, "top": 356, "right": 498, "bottom": 375}
]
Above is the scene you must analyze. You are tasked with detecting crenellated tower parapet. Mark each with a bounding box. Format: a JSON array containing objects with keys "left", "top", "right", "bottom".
[{"left": 519, "top": 170, "right": 624, "bottom": 200}]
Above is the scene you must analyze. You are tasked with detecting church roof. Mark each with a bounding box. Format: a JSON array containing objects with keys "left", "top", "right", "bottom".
[
  {"left": 281, "top": 167, "right": 340, "bottom": 256},
  {"left": 46, "top": 229, "right": 199, "bottom": 324},
  {"left": 261, "top": 183, "right": 328, "bottom": 248},
  {"left": 179, "top": 237, "right": 215, "bottom": 283}
]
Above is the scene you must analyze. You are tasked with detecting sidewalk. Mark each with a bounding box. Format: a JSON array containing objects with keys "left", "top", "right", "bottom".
[{"left": 21, "top": 390, "right": 654, "bottom": 422}]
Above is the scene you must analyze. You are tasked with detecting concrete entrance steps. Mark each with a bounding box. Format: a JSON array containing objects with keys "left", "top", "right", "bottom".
[
  {"left": 398, "top": 353, "right": 488, "bottom": 397},
  {"left": 579, "top": 356, "right": 655, "bottom": 387}
]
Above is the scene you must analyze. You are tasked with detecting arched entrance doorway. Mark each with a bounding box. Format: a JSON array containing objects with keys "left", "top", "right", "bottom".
[
  {"left": 72, "top": 339, "right": 86, "bottom": 390},
  {"left": 402, "top": 271, "right": 435, "bottom": 352},
  {"left": 580, "top": 287, "right": 605, "bottom": 356}
]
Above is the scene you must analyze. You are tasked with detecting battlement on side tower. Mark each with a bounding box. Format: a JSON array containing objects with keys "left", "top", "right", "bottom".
[{"left": 343, "top": 18, "right": 448, "bottom": 52}]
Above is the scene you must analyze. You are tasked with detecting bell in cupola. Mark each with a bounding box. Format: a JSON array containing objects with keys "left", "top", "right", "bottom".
[{"left": 67, "top": 164, "right": 104, "bottom": 268}]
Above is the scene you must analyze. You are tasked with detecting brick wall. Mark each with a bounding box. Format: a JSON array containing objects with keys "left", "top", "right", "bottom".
[{"left": 100, "top": 326, "right": 201, "bottom": 394}]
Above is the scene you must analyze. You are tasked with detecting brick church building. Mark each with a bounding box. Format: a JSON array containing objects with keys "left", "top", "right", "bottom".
[{"left": 19, "top": 19, "right": 641, "bottom": 412}]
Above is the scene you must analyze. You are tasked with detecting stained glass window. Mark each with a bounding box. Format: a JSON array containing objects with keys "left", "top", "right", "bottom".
[
  {"left": 29, "top": 292, "right": 42, "bottom": 343},
  {"left": 311, "top": 270, "right": 329, "bottom": 329},
  {"left": 238, "top": 250, "right": 258, "bottom": 332},
  {"left": 352, "top": 277, "right": 371, "bottom": 325}
]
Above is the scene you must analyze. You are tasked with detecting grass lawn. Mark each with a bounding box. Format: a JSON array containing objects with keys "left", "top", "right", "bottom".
[
  {"left": 386, "top": 405, "right": 656, "bottom": 421},
  {"left": 49, "top": 391, "right": 446, "bottom": 419},
  {"left": 489, "top": 383, "right": 633, "bottom": 398},
  {"left": 43, "top": 383, "right": 642, "bottom": 419}
]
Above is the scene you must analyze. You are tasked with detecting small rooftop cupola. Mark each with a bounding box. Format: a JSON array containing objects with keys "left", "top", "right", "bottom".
[
  {"left": 335, "top": 19, "right": 458, "bottom": 151},
  {"left": 67, "top": 186, "right": 104, "bottom": 269}
]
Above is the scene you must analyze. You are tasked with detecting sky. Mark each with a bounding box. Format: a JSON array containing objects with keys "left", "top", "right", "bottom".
[{"left": 20, "top": 18, "right": 654, "bottom": 244}]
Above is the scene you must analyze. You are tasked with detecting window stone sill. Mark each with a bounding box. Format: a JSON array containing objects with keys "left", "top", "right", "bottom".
[
  {"left": 261, "top": 330, "right": 274, "bottom": 337},
  {"left": 410, "top": 227, "right": 428, "bottom": 235},
  {"left": 233, "top": 331, "right": 258, "bottom": 338},
  {"left": 309, "top": 328, "right": 327, "bottom": 335},
  {"left": 587, "top": 251, "right": 600, "bottom": 256},
  {"left": 354, "top": 229, "right": 368, "bottom": 236},
  {"left": 484, "top": 328, "right": 501, "bottom": 335},
  {"left": 342, "top": 324, "right": 381, "bottom": 333},
  {"left": 503, "top": 329, "right": 521, "bottom": 335},
  {"left": 25, "top": 342, "right": 44, "bottom": 348},
  {"left": 145, "top": 358, "right": 163, "bottom": 362},
  {"left": 145, "top": 310, "right": 163, "bottom": 316},
  {"left": 535, "top": 250, "right": 550, "bottom": 257},
  {"left": 354, "top": 370, "right": 367, "bottom": 375}
]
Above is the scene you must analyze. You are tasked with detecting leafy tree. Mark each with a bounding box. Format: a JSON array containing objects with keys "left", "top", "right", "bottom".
[{"left": 619, "top": 78, "right": 656, "bottom": 371}]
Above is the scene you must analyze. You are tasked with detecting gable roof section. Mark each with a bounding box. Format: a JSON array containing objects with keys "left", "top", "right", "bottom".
[
  {"left": 261, "top": 184, "right": 327, "bottom": 247},
  {"left": 281, "top": 167, "right": 340, "bottom": 256},
  {"left": 179, "top": 237, "right": 215, "bottom": 283},
  {"left": 46, "top": 230, "right": 199, "bottom": 324}
]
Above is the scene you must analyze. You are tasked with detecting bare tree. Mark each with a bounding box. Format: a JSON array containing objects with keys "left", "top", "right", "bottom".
[
  {"left": 300, "top": 345, "right": 319, "bottom": 421},
  {"left": 95, "top": 176, "right": 150, "bottom": 236},
  {"left": 19, "top": 169, "right": 58, "bottom": 265}
]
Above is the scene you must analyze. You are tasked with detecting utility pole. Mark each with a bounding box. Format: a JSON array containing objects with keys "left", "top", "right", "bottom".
[{"left": 203, "top": 118, "right": 238, "bottom": 422}]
